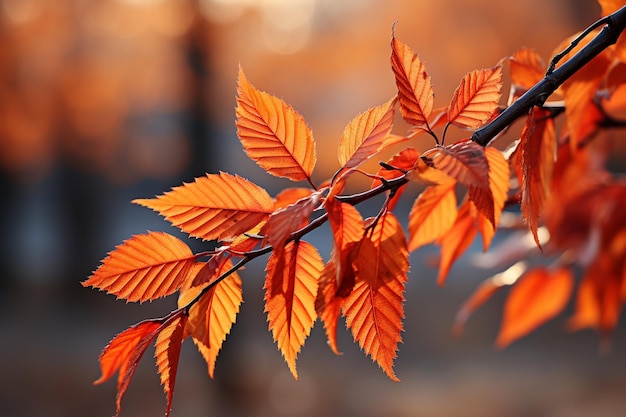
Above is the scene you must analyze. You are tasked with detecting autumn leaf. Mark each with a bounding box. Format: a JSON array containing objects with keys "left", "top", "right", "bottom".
[
  {"left": 274, "top": 187, "right": 315, "bottom": 209},
  {"left": 436, "top": 200, "right": 478, "bottom": 286},
  {"left": 390, "top": 30, "right": 434, "bottom": 129},
  {"left": 374, "top": 147, "right": 421, "bottom": 210},
  {"left": 134, "top": 172, "right": 274, "bottom": 242},
  {"left": 342, "top": 213, "right": 408, "bottom": 381},
  {"left": 509, "top": 48, "right": 546, "bottom": 92},
  {"left": 408, "top": 182, "right": 458, "bottom": 252},
  {"left": 447, "top": 65, "right": 502, "bottom": 129},
  {"left": 422, "top": 139, "right": 495, "bottom": 224},
  {"left": 325, "top": 196, "right": 365, "bottom": 295},
  {"left": 477, "top": 146, "right": 510, "bottom": 250},
  {"left": 520, "top": 108, "right": 556, "bottom": 248},
  {"left": 496, "top": 267, "right": 573, "bottom": 348},
  {"left": 235, "top": 67, "right": 316, "bottom": 183},
  {"left": 178, "top": 260, "right": 243, "bottom": 378},
  {"left": 83, "top": 232, "right": 195, "bottom": 303},
  {"left": 94, "top": 319, "right": 164, "bottom": 416},
  {"left": 337, "top": 97, "right": 396, "bottom": 170},
  {"left": 262, "top": 189, "right": 323, "bottom": 249},
  {"left": 315, "top": 261, "right": 343, "bottom": 354},
  {"left": 453, "top": 261, "right": 528, "bottom": 336},
  {"left": 265, "top": 240, "right": 323, "bottom": 379},
  {"left": 155, "top": 314, "right": 188, "bottom": 417}
]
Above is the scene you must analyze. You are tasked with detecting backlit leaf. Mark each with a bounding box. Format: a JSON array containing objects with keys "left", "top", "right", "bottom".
[
  {"left": 343, "top": 213, "right": 408, "bottom": 381},
  {"left": 509, "top": 48, "right": 546, "bottom": 91},
  {"left": 83, "top": 232, "right": 195, "bottom": 303},
  {"left": 477, "top": 146, "right": 511, "bottom": 250},
  {"left": 315, "top": 261, "right": 343, "bottom": 354},
  {"left": 520, "top": 108, "right": 556, "bottom": 248},
  {"left": 422, "top": 139, "right": 494, "bottom": 224},
  {"left": 374, "top": 147, "right": 421, "bottom": 210},
  {"left": 338, "top": 97, "right": 396, "bottom": 170},
  {"left": 265, "top": 240, "right": 323, "bottom": 379},
  {"left": 447, "top": 66, "right": 502, "bottom": 129},
  {"left": 325, "top": 196, "right": 365, "bottom": 295},
  {"left": 155, "top": 314, "right": 188, "bottom": 417},
  {"left": 134, "top": 173, "right": 274, "bottom": 241},
  {"left": 496, "top": 267, "right": 573, "bottom": 348},
  {"left": 235, "top": 67, "right": 316, "bottom": 182},
  {"left": 436, "top": 200, "right": 478, "bottom": 286},
  {"left": 262, "top": 189, "right": 322, "bottom": 249},
  {"left": 178, "top": 260, "right": 243, "bottom": 378},
  {"left": 408, "top": 182, "right": 458, "bottom": 252},
  {"left": 95, "top": 319, "right": 164, "bottom": 416},
  {"left": 390, "top": 31, "right": 434, "bottom": 128}
]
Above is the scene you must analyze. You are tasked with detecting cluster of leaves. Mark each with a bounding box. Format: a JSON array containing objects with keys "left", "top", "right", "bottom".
[{"left": 84, "top": 3, "right": 626, "bottom": 416}]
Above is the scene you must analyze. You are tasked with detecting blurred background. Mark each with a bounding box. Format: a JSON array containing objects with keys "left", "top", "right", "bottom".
[{"left": 2, "top": 0, "right": 626, "bottom": 416}]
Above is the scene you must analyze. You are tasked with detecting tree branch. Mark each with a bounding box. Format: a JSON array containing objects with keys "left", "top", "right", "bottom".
[{"left": 472, "top": 5, "right": 626, "bottom": 147}]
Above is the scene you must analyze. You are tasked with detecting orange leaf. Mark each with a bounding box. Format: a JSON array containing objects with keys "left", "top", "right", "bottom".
[
  {"left": 178, "top": 260, "right": 243, "bottom": 378},
  {"left": 477, "top": 146, "right": 511, "bottom": 250},
  {"left": 374, "top": 147, "right": 421, "bottom": 210},
  {"left": 262, "top": 189, "right": 323, "bottom": 249},
  {"left": 134, "top": 172, "right": 274, "bottom": 241},
  {"left": 509, "top": 48, "right": 546, "bottom": 91},
  {"left": 520, "top": 108, "right": 556, "bottom": 248},
  {"left": 265, "top": 240, "right": 323, "bottom": 379},
  {"left": 436, "top": 200, "right": 478, "bottom": 286},
  {"left": 408, "top": 182, "right": 458, "bottom": 252},
  {"left": 390, "top": 31, "right": 434, "bottom": 128},
  {"left": 453, "top": 261, "right": 527, "bottom": 336},
  {"left": 496, "top": 267, "right": 573, "bottom": 348},
  {"left": 343, "top": 213, "right": 408, "bottom": 382},
  {"left": 155, "top": 313, "right": 188, "bottom": 417},
  {"left": 315, "top": 261, "right": 343, "bottom": 355},
  {"left": 337, "top": 97, "right": 396, "bottom": 170},
  {"left": 83, "top": 232, "right": 195, "bottom": 302},
  {"left": 422, "top": 139, "right": 495, "bottom": 224},
  {"left": 95, "top": 319, "right": 164, "bottom": 416},
  {"left": 447, "top": 66, "right": 502, "bottom": 130},
  {"left": 274, "top": 187, "right": 315, "bottom": 210},
  {"left": 325, "top": 196, "right": 365, "bottom": 294},
  {"left": 235, "top": 67, "right": 316, "bottom": 182}
]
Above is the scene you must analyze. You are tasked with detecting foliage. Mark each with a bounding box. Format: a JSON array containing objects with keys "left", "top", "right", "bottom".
[{"left": 84, "top": 3, "right": 626, "bottom": 416}]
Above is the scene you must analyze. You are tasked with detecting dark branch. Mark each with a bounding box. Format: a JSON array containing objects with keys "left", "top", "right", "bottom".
[{"left": 472, "top": 5, "right": 626, "bottom": 147}]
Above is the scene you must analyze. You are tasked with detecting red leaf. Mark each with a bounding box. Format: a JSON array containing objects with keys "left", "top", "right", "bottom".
[
  {"left": 83, "top": 232, "right": 195, "bottom": 302},
  {"left": 408, "top": 182, "right": 458, "bottom": 252},
  {"left": 95, "top": 319, "right": 165, "bottom": 416},
  {"left": 265, "top": 240, "right": 323, "bottom": 379},
  {"left": 235, "top": 67, "right": 316, "bottom": 182},
  {"left": 133, "top": 172, "right": 274, "bottom": 241},
  {"left": 338, "top": 97, "right": 396, "bottom": 170},
  {"left": 390, "top": 30, "right": 434, "bottom": 128},
  {"left": 343, "top": 213, "right": 408, "bottom": 381},
  {"left": 520, "top": 108, "right": 556, "bottom": 248},
  {"left": 155, "top": 314, "right": 188, "bottom": 417},
  {"left": 496, "top": 267, "right": 573, "bottom": 348},
  {"left": 447, "top": 66, "right": 502, "bottom": 130},
  {"left": 262, "top": 189, "right": 323, "bottom": 249}
]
